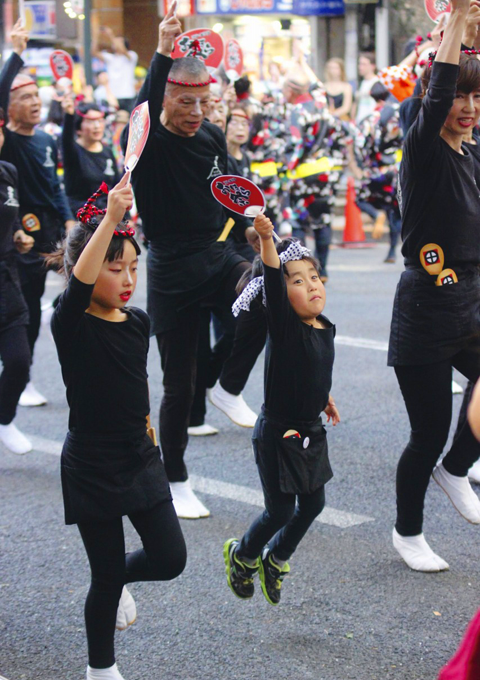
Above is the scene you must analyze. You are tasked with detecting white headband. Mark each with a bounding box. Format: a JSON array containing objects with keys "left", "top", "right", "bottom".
[{"left": 232, "top": 241, "right": 312, "bottom": 317}]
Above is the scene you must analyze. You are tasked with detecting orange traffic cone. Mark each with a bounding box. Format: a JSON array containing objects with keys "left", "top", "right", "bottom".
[{"left": 342, "top": 177, "right": 370, "bottom": 248}]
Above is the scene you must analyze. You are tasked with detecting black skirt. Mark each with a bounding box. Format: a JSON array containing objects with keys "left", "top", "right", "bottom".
[
  {"left": 388, "top": 265, "right": 480, "bottom": 366},
  {"left": 61, "top": 429, "right": 171, "bottom": 525}
]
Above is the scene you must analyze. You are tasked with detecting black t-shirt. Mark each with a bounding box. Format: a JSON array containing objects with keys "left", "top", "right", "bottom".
[
  {"left": 62, "top": 113, "right": 120, "bottom": 214},
  {"left": 399, "top": 61, "right": 480, "bottom": 266},
  {"left": 263, "top": 263, "right": 335, "bottom": 422},
  {"left": 228, "top": 150, "right": 251, "bottom": 179},
  {"left": 51, "top": 275, "right": 150, "bottom": 435}
]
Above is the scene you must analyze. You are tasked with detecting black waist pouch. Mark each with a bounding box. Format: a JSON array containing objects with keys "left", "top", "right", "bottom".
[{"left": 264, "top": 408, "right": 333, "bottom": 495}]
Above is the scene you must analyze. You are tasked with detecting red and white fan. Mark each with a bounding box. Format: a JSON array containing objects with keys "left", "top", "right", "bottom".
[
  {"left": 50, "top": 50, "right": 74, "bottom": 81},
  {"left": 124, "top": 102, "right": 150, "bottom": 173},
  {"left": 171, "top": 28, "right": 224, "bottom": 71},
  {"left": 211, "top": 175, "right": 280, "bottom": 241},
  {"left": 424, "top": 0, "right": 451, "bottom": 23}
]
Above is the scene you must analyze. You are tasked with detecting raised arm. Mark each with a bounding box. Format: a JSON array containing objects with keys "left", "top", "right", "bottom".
[
  {"left": 73, "top": 173, "right": 133, "bottom": 284},
  {"left": 436, "top": 0, "right": 470, "bottom": 64},
  {"left": 0, "top": 19, "right": 28, "bottom": 117},
  {"left": 121, "top": 2, "right": 181, "bottom": 155}
]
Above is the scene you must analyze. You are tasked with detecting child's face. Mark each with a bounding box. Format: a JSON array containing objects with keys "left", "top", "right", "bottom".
[
  {"left": 91, "top": 240, "right": 138, "bottom": 311},
  {"left": 284, "top": 259, "right": 325, "bottom": 322}
]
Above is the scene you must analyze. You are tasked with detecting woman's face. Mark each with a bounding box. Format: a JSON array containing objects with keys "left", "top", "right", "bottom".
[
  {"left": 226, "top": 109, "right": 250, "bottom": 146},
  {"left": 444, "top": 90, "right": 480, "bottom": 136},
  {"left": 327, "top": 61, "right": 342, "bottom": 81},
  {"left": 79, "top": 112, "right": 105, "bottom": 144}
]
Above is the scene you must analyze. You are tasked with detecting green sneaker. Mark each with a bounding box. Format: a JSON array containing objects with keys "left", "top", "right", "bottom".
[
  {"left": 258, "top": 548, "right": 290, "bottom": 605},
  {"left": 223, "top": 538, "right": 259, "bottom": 600}
]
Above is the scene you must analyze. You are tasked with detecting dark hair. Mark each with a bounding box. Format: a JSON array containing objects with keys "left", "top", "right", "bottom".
[
  {"left": 234, "top": 76, "right": 251, "bottom": 97},
  {"left": 370, "top": 81, "right": 390, "bottom": 102},
  {"left": 276, "top": 237, "right": 321, "bottom": 276},
  {"left": 74, "top": 102, "right": 104, "bottom": 131},
  {"left": 0, "top": 107, "right": 5, "bottom": 125},
  {"left": 235, "top": 254, "right": 264, "bottom": 295},
  {"left": 422, "top": 52, "right": 480, "bottom": 95},
  {"left": 167, "top": 56, "right": 209, "bottom": 85},
  {"left": 45, "top": 222, "right": 141, "bottom": 279},
  {"left": 360, "top": 52, "right": 376, "bottom": 67}
]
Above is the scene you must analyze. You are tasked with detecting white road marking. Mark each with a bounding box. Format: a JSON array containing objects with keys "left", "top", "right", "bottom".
[
  {"left": 27, "top": 436, "right": 374, "bottom": 529},
  {"left": 336, "top": 335, "right": 388, "bottom": 352}
]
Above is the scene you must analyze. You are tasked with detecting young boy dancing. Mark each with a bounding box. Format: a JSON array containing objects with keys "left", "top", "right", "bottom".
[{"left": 223, "top": 214, "right": 340, "bottom": 605}]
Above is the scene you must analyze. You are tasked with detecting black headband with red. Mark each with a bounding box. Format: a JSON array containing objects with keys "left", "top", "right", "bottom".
[{"left": 76, "top": 182, "right": 135, "bottom": 237}]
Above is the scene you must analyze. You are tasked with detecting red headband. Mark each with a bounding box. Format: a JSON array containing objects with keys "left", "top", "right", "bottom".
[
  {"left": 10, "top": 79, "right": 36, "bottom": 92},
  {"left": 167, "top": 75, "right": 214, "bottom": 87},
  {"left": 76, "top": 109, "right": 106, "bottom": 120},
  {"left": 428, "top": 47, "right": 480, "bottom": 67},
  {"left": 76, "top": 182, "right": 135, "bottom": 236}
]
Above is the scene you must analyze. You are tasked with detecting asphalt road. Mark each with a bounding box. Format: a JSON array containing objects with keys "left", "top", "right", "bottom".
[{"left": 1, "top": 242, "right": 478, "bottom": 680}]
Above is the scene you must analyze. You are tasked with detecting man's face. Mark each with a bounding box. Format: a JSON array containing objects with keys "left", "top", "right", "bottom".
[
  {"left": 358, "top": 57, "right": 374, "bottom": 78},
  {"left": 163, "top": 83, "right": 211, "bottom": 137},
  {"left": 9, "top": 82, "right": 41, "bottom": 128}
]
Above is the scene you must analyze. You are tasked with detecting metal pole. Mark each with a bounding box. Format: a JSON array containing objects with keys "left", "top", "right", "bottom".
[
  {"left": 83, "top": 0, "right": 92, "bottom": 86},
  {"left": 375, "top": 0, "right": 389, "bottom": 70}
]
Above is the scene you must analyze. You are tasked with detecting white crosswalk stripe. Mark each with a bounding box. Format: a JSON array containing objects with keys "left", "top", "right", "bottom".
[{"left": 28, "top": 436, "right": 374, "bottom": 529}]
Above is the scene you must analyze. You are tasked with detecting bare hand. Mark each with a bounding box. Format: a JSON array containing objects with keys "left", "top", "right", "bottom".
[
  {"left": 157, "top": 2, "right": 182, "bottom": 57},
  {"left": 13, "top": 229, "right": 34, "bottom": 253},
  {"left": 106, "top": 173, "right": 133, "bottom": 225},
  {"left": 324, "top": 395, "right": 340, "bottom": 426},
  {"left": 245, "top": 225, "right": 260, "bottom": 252},
  {"left": 431, "top": 13, "right": 448, "bottom": 49},
  {"left": 62, "top": 94, "right": 75, "bottom": 115},
  {"left": 450, "top": 0, "right": 471, "bottom": 15},
  {"left": 462, "top": 0, "right": 480, "bottom": 44},
  {"left": 11, "top": 18, "right": 29, "bottom": 55},
  {"left": 253, "top": 213, "right": 275, "bottom": 241}
]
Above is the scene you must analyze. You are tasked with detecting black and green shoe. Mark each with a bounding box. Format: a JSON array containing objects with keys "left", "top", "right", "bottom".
[
  {"left": 223, "top": 538, "right": 259, "bottom": 600},
  {"left": 258, "top": 548, "right": 290, "bottom": 605}
]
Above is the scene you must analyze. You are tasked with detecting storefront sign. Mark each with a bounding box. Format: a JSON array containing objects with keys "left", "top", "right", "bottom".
[
  {"left": 293, "top": 0, "right": 344, "bottom": 14},
  {"left": 162, "top": 0, "right": 194, "bottom": 17},
  {"left": 197, "top": 0, "right": 343, "bottom": 13},
  {"left": 24, "top": 1, "right": 56, "bottom": 39}
]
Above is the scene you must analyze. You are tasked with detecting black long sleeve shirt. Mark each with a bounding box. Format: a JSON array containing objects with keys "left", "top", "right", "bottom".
[
  {"left": 399, "top": 61, "right": 480, "bottom": 265},
  {"left": 0, "top": 53, "right": 72, "bottom": 223},
  {"left": 61, "top": 113, "right": 120, "bottom": 214},
  {"left": 263, "top": 264, "right": 335, "bottom": 422},
  {"left": 122, "top": 52, "right": 250, "bottom": 250}
]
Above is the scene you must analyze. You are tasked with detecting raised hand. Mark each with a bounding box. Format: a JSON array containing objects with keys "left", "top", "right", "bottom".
[
  {"left": 253, "top": 213, "right": 275, "bottom": 240},
  {"left": 11, "top": 18, "right": 29, "bottom": 55},
  {"left": 157, "top": 1, "right": 182, "bottom": 57},
  {"left": 106, "top": 172, "right": 133, "bottom": 225},
  {"left": 450, "top": 0, "right": 471, "bottom": 15},
  {"left": 61, "top": 94, "right": 75, "bottom": 115},
  {"left": 462, "top": 0, "right": 480, "bottom": 45}
]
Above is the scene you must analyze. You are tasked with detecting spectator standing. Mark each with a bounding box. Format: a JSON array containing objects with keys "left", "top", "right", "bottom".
[
  {"left": 93, "top": 27, "right": 138, "bottom": 113},
  {"left": 324, "top": 58, "right": 353, "bottom": 120},
  {"left": 353, "top": 52, "right": 379, "bottom": 124}
]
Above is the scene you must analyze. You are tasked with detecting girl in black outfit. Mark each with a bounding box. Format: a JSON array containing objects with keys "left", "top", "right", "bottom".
[
  {"left": 223, "top": 220, "right": 340, "bottom": 606},
  {"left": 49, "top": 175, "right": 186, "bottom": 680},
  {"left": 0, "top": 108, "right": 34, "bottom": 454},
  {"left": 61, "top": 100, "right": 120, "bottom": 215},
  {"left": 389, "top": 0, "right": 480, "bottom": 572}
]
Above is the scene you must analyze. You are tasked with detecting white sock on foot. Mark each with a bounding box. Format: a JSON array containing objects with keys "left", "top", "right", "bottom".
[
  {"left": 18, "top": 382, "right": 47, "bottom": 407},
  {"left": 170, "top": 480, "right": 210, "bottom": 519},
  {"left": 208, "top": 382, "right": 257, "bottom": 428},
  {"left": 86, "top": 663, "right": 125, "bottom": 680},
  {"left": 116, "top": 586, "right": 136, "bottom": 631},
  {"left": 432, "top": 463, "right": 480, "bottom": 524},
  {"left": 392, "top": 528, "right": 449, "bottom": 572},
  {"left": 0, "top": 422, "right": 32, "bottom": 454},
  {"left": 468, "top": 460, "right": 480, "bottom": 484}
]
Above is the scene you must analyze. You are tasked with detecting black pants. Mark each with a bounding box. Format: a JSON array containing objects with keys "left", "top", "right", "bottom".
[
  {"left": 292, "top": 224, "right": 332, "bottom": 278},
  {"left": 219, "top": 302, "right": 267, "bottom": 396},
  {"left": 237, "top": 416, "right": 326, "bottom": 562},
  {"left": 156, "top": 262, "right": 250, "bottom": 481},
  {"left": 394, "top": 346, "right": 480, "bottom": 536},
  {"left": 19, "top": 266, "right": 47, "bottom": 358},
  {"left": 0, "top": 324, "right": 30, "bottom": 424},
  {"left": 77, "top": 500, "right": 186, "bottom": 669}
]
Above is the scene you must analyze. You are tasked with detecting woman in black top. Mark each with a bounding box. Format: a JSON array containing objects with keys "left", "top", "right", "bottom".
[
  {"left": 49, "top": 176, "right": 186, "bottom": 680},
  {"left": 0, "top": 107, "right": 34, "bottom": 455},
  {"left": 61, "top": 99, "right": 120, "bottom": 214},
  {"left": 388, "top": 0, "right": 480, "bottom": 572}
]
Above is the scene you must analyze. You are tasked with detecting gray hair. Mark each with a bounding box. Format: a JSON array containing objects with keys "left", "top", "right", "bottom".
[{"left": 165, "top": 57, "right": 210, "bottom": 94}]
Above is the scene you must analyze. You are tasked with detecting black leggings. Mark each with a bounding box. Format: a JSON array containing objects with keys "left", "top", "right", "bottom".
[
  {"left": 77, "top": 500, "right": 186, "bottom": 669},
  {"left": 394, "top": 346, "right": 480, "bottom": 536},
  {"left": 20, "top": 268, "right": 47, "bottom": 358},
  {"left": 0, "top": 324, "right": 30, "bottom": 424}
]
